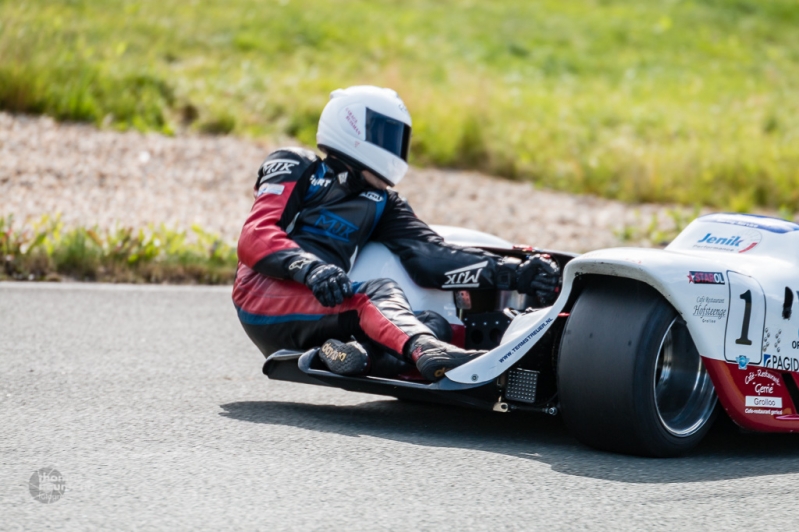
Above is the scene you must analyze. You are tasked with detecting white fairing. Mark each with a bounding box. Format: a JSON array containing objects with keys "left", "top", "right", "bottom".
[
  {"left": 348, "top": 224, "right": 565, "bottom": 385},
  {"left": 349, "top": 242, "right": 461, "bottom": 325},
  {"left": 431, "top": 225, "right": 514, "bottom": 249},
  {"left": 450, "top": 213, "right": 799, "bottom": 384},
  {"left": 350, "top": 213, "right": 799, "bottom": 385},
  {"left": 446, "top": 286, "right": 571, "bottom": 384}
]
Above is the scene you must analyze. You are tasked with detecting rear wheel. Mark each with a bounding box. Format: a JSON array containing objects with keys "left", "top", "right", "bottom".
[{"left": 558, "top": 277, "right": 717, "bottom": 457}]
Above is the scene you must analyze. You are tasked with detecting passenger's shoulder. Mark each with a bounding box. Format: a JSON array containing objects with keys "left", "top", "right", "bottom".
[
  {"left": 385, "top": 189, "right": 413, "bottom": 211},
  {"left": 256, "top": 147, "right": 321, "bottom": 186}
]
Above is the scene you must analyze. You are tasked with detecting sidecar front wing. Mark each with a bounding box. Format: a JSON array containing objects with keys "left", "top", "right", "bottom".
[{"left": 263, "top": 349, "right": 505, "bottom": 411}]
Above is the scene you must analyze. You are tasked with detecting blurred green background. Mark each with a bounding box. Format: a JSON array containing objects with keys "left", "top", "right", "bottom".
[{"left": 2, "top": 0, "right": 798, "bottom": 212}]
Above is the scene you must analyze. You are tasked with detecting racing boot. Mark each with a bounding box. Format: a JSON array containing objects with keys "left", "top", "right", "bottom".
[
  {"left": 319, "top": 339, "right": 370, "bottom": 376},
  {"left": 404, "top": 334, "right": 486, "bottom": 381},
  {"left": 368, "top": 348, "right": 415, "bottom": 378}
]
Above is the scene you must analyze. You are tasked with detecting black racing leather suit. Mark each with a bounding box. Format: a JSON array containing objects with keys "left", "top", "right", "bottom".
[{"left": 233, "top": 147, "right": 517, "bottom": 358}]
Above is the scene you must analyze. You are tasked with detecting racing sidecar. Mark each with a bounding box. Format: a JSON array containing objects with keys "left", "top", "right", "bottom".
[{"left": 262, "top": 213, "right": 799, "bottom": 457}]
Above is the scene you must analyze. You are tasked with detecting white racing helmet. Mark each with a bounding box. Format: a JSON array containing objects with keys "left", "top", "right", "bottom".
[{"left": 317, "top": 85, "right": 412, "bottom": 186}]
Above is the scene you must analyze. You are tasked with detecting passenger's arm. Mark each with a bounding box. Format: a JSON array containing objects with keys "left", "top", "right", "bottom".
[
  {"left": 370, "top": 192, "right": 517, "bottom": 290},
  {"left": 237, "top": 148, "right": 325, "bottom": 283}
]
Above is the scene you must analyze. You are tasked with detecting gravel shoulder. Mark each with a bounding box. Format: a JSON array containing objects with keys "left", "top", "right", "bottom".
[{"left": 3, "top": 112, "right": 695, "bottom": 253}]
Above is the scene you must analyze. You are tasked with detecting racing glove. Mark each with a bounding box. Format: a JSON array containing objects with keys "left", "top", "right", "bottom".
[
  {"left": 303, "top": 263, "right": 354, "bottom": 308},
  {"left": 516, "top": 254, "right": 561, "bottom": 306}
]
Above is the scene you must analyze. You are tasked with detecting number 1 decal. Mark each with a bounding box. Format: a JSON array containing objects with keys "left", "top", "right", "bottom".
[
  {"left": 724, "top": 272, "right": 766, "bottom": 364},
  {"left": 735, "top": 290, "right": 753, "bottom": 346}
]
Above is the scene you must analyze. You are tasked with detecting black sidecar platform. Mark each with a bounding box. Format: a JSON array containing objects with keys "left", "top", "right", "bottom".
[{"left": 263, "top": 349, "right": 503, "bottom": 411}]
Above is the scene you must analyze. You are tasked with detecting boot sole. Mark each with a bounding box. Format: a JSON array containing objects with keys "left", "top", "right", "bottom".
[{"left": 319, "top": 340, "right": 369, "bottom": 376}]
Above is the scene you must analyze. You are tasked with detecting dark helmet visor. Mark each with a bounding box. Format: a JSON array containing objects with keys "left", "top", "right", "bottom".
[{"left": 365, "top": 108, "right": 411, "bottom": 162}]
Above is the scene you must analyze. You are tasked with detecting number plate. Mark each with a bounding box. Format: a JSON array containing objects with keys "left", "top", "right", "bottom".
[{"left": 724, "top": 271, "right": 766, "bottom": 365}]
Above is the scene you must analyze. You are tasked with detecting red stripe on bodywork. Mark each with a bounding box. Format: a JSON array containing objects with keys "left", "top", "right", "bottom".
[
  {"left": 738, "top": 243, "right": 758, "bottom": 253},
  {"left": 704, "top": 358, "right": 799, "bottom": 432}
]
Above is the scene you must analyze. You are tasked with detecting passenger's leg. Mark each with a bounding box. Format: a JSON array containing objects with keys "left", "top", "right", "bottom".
[
  {"left": 233, "top": 267, "right": 484, "bottom": 380},
  {"left": 349, "top": 279, "right": 486, "bottom": 381},
  {"left": 344, "top": 278, "right": 433, "bottom": 355},
  {"left": 233, "top": 265, "right": 358, "bottom": 357}
]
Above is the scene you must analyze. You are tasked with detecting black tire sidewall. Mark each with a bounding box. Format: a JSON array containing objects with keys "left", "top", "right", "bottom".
[{"left": 559, "top": 277, "right": 715, "bottom": 457}]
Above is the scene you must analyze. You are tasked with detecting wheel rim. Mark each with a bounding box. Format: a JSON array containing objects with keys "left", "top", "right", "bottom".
[{"left": 653, "top": 318, "right": 717, "bottom": 437}]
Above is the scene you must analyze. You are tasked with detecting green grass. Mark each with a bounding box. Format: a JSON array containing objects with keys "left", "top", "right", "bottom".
[
  {"left": 2, "top": 0, "right": 799, "bottom": 212},
  {"left": 0, "top": 215, "right": 237, "bottom": 283},
  {"left": 614, "top": 206, "right": 702, "bottom": 246}
]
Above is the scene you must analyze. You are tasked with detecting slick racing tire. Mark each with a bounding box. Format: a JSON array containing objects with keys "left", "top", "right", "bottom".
[{"left": 558, "top": 277, "right": 717, "bottom": 457}]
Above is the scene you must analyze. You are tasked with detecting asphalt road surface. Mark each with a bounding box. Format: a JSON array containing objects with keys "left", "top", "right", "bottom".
[{"left": 3, "top": 283, "right": 799, "bottom": 531}]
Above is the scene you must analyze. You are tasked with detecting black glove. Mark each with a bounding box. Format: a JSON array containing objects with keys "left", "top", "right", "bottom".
[
  {"left": 516, "top": 254, "right": 561, "bottom": 306},
  {"left": 304, "top": 263, "right": 354, "bottom": 308}
]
